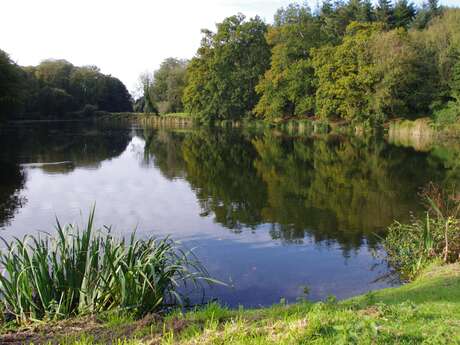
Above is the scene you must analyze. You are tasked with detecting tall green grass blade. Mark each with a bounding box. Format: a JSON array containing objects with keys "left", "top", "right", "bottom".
[{"left": 0, "top": 209, "right": 219, "bottom": 323}]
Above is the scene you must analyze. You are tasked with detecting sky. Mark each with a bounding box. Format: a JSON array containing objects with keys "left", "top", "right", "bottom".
[{"left": 1, "top": 0, "right": 459, "bottom": 94}]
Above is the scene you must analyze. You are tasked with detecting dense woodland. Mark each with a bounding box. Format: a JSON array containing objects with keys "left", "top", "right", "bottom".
[
  {"left": 1, "top": 0, "right": 459, "bottom": 126},
  {"left": 0, "top": 55, "right": 132, "bottom": 121},
  {"left": 137, "top": 0, "right": 460, "bottom": 126}
]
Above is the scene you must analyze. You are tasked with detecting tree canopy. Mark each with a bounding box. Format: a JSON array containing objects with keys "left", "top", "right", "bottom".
[
  {"left": 0, "top": 54, "right": 132, "bottom": 120},
  {"left": 254, "top": 4, "right": 326, "bottom": 119},
  {"left": 135, "top": 58, "right": 188, "bottom": 115},
  {"left": 3, "top": 1, "right": 460, "bottom": 125},
  {"left": 0, "top": 50, "right": 26, "bottom": 121},
  {"left": 177, "top": 2, "right": 457, "bottom": 125},
  {"left": 183, "top": 14, "right": 271, "bottom": 122}
]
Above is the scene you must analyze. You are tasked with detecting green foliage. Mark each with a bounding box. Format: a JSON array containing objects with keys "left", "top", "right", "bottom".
[
  {"left": 393, "top": 0, "right": 416, "bottom": 29},
  {"left": 134, "top": 73, "right": 158, "bottom": 114},
  {"left": 0, "top": 50, "right": 26, "bottom": 121},
  {"left": 312, "top": 22, "right": 382, "bottom": 122},
  {"left": 150, "top": 58, "right": 187, "bottom": 114},
  {"left": 0, "top": 55, "right": 132, "bottom": 119},
  {"left": 412, "top": 0, "right": 442, "bottom": 29},
  {"left": 435, "top": 59, "right": 460, "bottom": 124},
  {"left": 347, "top": 0, "right": 375, "bottom": 23},
  {"left": 434, "top": 101, "right": 460, "bottom": 126},
  {"left": 254, "top": 4, "right": 325, "bottom": 119},
  {"left": 318, "top": 0, "right": 373, "bottom": 44},
  {"left": 420, "top": 9, "right": 460, "bottom": 110},
  {"left": 35, "top": 59, "right": 74, "bottom": 90},
  {"left": 0, "top": 209, "right": 214, "bottom": 323},
  {"left": 183, "top": 14, "right": 271, "bottom": 122},
  {"left": 384, "top": 215, "right": 442, "bottom": 279},
  {"left": 370, "top": 28, "right": 435, "bottom": 119},
  {"left": 3, "top": 264, "right": 460, "bottom": 344},
  {"left": 452, "top": 60, "right": 460, "bottom": 101},
  {"left": 2, "top": 5, "right": 460, "bottom": 124},
  {"left": 180, "top": 5, "right": 457, "bottom": 124},
  {"left": 37, "top": 86, "right": 75, "bottom": 115},
  {"left": 136, "top": 59, "right": 188, "bottom": 115},
  {"left": 375, "top": 0, "right": 394, "bottom": 26},
  {"left": 384, "top": 184, "right": 460, "bottom": 279}
]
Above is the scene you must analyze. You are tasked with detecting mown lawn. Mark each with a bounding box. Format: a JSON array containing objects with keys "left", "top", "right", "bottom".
[{"left": 2, "top": 263, "right": 459, "bottom": 345}]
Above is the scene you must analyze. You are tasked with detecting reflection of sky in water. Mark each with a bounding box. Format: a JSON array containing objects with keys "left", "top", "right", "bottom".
[{"left": 1, "top": 134, "right": 393, "bottom": 307}]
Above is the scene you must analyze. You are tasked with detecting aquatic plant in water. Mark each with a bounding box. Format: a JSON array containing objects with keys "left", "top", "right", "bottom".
[
  {"left": 0, "top": 209, "right": 215, "bottom": 323},
  {"left": 384, "top": 183, "right": 460, "bottom": 279}
]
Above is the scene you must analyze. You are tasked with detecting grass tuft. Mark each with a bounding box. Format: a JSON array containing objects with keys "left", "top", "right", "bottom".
[{"left": 0, "top": 208, "right": 215, "bottom": 323}]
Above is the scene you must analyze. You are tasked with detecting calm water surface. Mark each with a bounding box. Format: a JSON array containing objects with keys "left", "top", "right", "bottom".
[{"left": 0, "top": 121, "right": 458, "bottom": 307}]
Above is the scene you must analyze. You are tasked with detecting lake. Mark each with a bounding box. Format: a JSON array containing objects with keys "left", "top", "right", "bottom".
[{"left": 0, "top": 120, "right": 458, "bottom": 307}]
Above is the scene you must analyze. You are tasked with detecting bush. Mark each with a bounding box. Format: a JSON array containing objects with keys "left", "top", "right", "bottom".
[
  {"left": 434, "top": 101, "right": 460, "bottom": 127},
  {"left": 0, "top": 209, "right": 215, "bottom": 323},
  {"left": 384, "top": 184, "right": 460, "bottom": 279}
]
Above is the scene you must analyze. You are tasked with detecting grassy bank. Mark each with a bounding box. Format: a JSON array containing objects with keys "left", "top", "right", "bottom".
[
  {"left": 1, "top": 263, "right": 459, "bottom": 344},
  {"left": 107, "top": 112, "right": 460, "bottom": 140},
  {"left": 388, "top": 117, "right": 460, "bottom": 146},
  {"left": 1, "top": 192, "right": 459, "bottom": 344},
  {"left": 106, "top": 112, "right": 355, "bottom": 136}
]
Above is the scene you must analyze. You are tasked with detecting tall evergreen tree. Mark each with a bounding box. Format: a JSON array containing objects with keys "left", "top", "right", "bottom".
[
  {"left": 428, "top": 0, "right": 440, "bottom": 14},
  {"left": 393, "top": 0, "right": 416, "bottom": 28},
  {"left": 320, "top": 0, "right": 334, "bottom": 17},
  {"left": 412, "top": 0, "right": 442, "bottom": 29},
  {"left": 451, "top": 60, "right": 460, "bottom": 102},
  {"left": 375, "top": 0, "right": 394, "bottom": 26},
  {"left": 347, "top": 0, "right": 374, "bottom": 23}
]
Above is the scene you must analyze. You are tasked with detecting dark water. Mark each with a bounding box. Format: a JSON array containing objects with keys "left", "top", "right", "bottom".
[{"left": 0, "top": 121, "right": 458, "bottom": 307}]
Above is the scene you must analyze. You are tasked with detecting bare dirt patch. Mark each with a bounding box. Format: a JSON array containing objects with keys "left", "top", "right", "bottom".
[{"left": 0, "top": 314, "right": 162, "bottom": 345}]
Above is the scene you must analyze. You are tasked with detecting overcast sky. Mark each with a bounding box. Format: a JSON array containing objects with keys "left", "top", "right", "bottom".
[{"left": 1, "top": 0, "right": 459, "bottom": 94}]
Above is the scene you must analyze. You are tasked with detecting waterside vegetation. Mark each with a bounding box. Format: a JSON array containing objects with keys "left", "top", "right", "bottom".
[
  {"left": 384, "top": 183, "right": 460, "bottom": 280},
  {"left": 0, "top": 209, "right": 214, "bottom": 324},
  {"left": 1, "top": 263, "right": 459, "bottom": 344},
  {"left": 1, "top": 182, "right": 460, "bottom": 343},
  {"left": 132, "top": 1, "right": 460, "bottom": 132}
]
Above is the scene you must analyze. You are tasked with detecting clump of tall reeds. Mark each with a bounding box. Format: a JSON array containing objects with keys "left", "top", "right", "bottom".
[
  {"left": 0, "top": 209, "right": 214, "bottom": 323},
  {"left": 384, "top": 183, "right": 460, "bottom": 279}
]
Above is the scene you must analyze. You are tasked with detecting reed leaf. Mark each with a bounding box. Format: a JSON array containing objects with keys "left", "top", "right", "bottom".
[{"left": 0, "top": 208, "right": 217, "bottom": 323}]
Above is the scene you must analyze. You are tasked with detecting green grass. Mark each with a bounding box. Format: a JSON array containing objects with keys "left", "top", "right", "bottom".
[{"left": 3, "top": 263, "right": 460, "bottom": 344}]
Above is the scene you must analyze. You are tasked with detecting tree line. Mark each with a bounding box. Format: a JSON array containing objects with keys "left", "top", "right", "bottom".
[
  {"left": 0, "top": 54, "right": 132, "bottom": 122},
  {"left": 138, "top": 0, "right": 460, "bottom": 126}
]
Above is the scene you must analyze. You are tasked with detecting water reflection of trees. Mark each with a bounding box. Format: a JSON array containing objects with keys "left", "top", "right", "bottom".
[
  {"left": 1, "top": 122, "right": 131, "bottom": 174},
  {"left": 0, "top": 122, "right": 132, "bottom": 226},
  {"left": 252, "top": 133, "right": 438, "bottom": 250},
  {"left": 181, "top": 130, "right": 268, "bottom": 230},
  {"left": 0, "top": 162, "right": 26, "bottom": 228},
  {"left": 143, "top": 127, "right": 457, "bottom": 251},
  {"left": 142, "top": 128, "right": 187, "bottom": 180}
]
